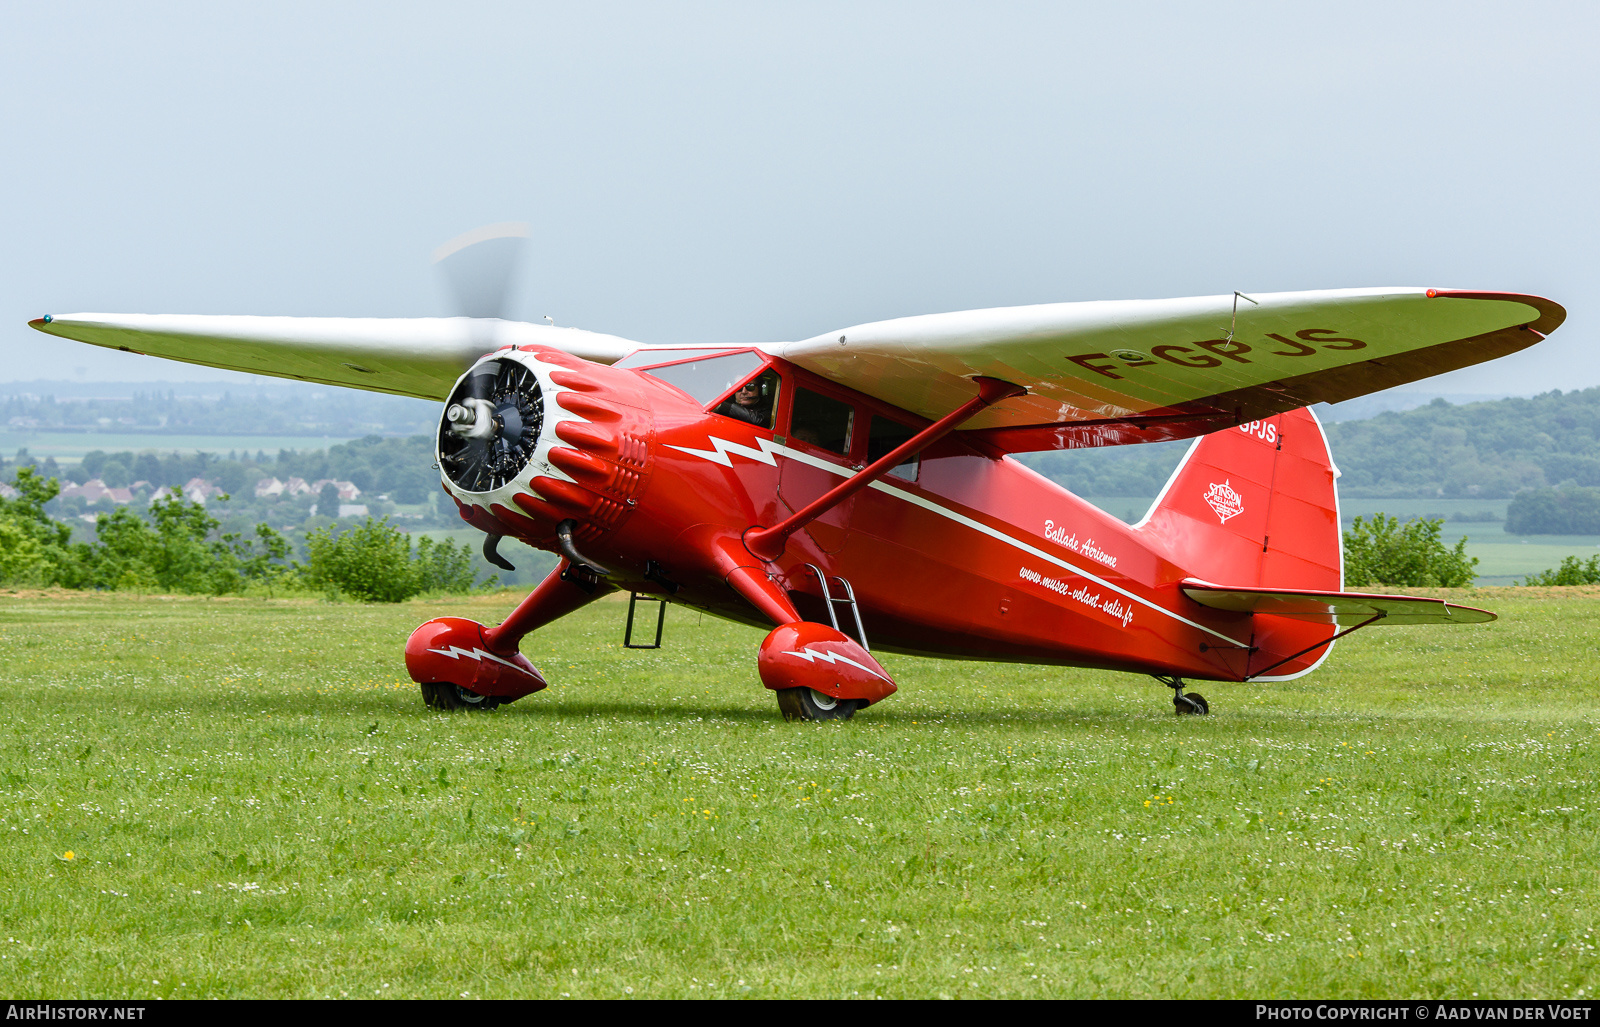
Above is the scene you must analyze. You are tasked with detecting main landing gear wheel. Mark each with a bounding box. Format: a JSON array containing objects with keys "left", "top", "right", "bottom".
[
  {"left": 419, "top": 682, "right": 503, "bottom": 711},
  {"left": 776, "top": 687, "right": 859, "bottom": 722}
]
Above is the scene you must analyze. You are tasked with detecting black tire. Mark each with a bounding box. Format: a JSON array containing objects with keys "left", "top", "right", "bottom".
[
  {"left": 420, "top": 682, "right": 503, "bottom": 711},
  {"left": 776, "top": 687, "right": 858, "bottom": 722},
  {"left": 1174, "top": 691, "right": 1209, "bottom": 715}
]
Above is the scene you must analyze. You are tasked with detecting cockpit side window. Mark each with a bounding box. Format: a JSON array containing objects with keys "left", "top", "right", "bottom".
[
  {"left": 712, "top": 369, "right": 781, "bottom": 430},
  {"left": 790, "top": 387, "right": 855, "bottom": 457}
]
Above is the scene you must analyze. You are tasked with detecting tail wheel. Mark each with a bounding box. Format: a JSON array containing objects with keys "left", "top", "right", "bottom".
[
  {"left": 776, "top": 687, "right": 858, "bottom": 722},
  {"left": 420, "top": 682, "right": 503, "bottom": 711},
  {"left": 1174, "top": 692, "right": 1209, "bottom": 715}
]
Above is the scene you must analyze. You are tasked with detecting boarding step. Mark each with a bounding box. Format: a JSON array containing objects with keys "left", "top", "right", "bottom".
[
  {"left": 624, "top": 592, "right": 667, "bottom": 649},
  {"left": 801, "top": 563, "right": 870, "bottom": 651}
]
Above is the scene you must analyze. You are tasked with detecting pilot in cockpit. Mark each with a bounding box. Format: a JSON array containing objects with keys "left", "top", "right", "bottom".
[{"left": 716, "top": 370, "right": 778, "bottom": 429}]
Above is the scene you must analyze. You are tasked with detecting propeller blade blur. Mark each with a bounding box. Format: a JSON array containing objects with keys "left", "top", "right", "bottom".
[{"left": 433, "top": 221, "right": 529, "bottom": 319}]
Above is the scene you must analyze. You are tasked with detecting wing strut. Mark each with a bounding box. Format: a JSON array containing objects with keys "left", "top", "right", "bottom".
[
  {"left": 1245, "top": 613, "right": 1383, "bottom": 680},
  {"left": 742, "top": 376, "right": 1026, "bottom": 562}
]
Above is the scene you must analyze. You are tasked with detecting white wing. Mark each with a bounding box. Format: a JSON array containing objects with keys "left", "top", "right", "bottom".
[
  {"left": 773, "top": 287, "right": 1564, "bottom": 451},
  {"left": 29, "top": 313, "right": 646, "bottom": 400},
  {"left": 31, "top": 287, "right": 1563, "bottom": 449}
]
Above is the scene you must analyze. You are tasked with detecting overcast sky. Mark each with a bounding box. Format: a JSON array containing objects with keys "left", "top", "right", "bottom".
[{"left": 2, "top": 1, "right": 1595, "bottom": 396}]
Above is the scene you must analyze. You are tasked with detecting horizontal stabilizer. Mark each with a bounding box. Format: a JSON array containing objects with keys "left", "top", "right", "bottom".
[{"left": 1181, "top": 580, "right": 1495, "bottom": 625}]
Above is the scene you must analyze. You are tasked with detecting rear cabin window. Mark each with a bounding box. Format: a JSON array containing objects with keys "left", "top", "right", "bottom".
[
  {"left": 790, "top": 387, "right": 854, "bottom": 457},
  {"left": 868, "top": 416, "right": 919, "bottom": 481},
  {"left": 640, "top": 351, "right": 764, "bottom": 405}
]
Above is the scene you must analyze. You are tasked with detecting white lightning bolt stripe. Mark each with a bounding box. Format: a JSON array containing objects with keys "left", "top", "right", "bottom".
[
  {"left": 669, "top": 432, "right": 1246, "bottom": 648},
  {"left": 665, "top": 435, "right": 785, "bottom": 467},
  {"left": 427, "top": 645, "right": 527, "bottom": 672},
  {"left": 784, "top": 647, "right": 891, "bottom": 682}
]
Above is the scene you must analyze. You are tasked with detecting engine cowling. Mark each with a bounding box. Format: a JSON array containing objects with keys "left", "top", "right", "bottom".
[{"left": 437, "top": 346, "right": 654, "bottom": 553}]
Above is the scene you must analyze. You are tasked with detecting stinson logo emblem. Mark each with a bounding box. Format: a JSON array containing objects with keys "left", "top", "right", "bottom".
[{"left": 1203, "top": 480, "right": 1244, "bottom": 524}]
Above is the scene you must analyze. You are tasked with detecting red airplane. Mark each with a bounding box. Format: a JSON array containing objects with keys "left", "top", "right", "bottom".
[{"left": 31, "top": 237, "right": 1563, "bottom": 719}]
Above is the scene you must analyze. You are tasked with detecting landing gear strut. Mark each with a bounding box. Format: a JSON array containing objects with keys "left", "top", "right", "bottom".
[{"left": 1156, "top": 675, "right": 1209, "bottom": 715}]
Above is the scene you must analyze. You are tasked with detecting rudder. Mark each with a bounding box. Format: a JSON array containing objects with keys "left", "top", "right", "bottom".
[{"left": 1136, "top": 408, "right": 1341, "bottom": 593}]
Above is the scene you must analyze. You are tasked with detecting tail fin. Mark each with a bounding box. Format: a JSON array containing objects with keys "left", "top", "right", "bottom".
[{"left": 1137, "top": 407, "right": 1341, "bottom": 592}]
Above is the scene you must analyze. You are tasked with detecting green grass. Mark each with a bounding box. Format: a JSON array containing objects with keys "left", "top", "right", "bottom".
[{"left": 0, "top": 587, "right": 1596, "bottom": 998}]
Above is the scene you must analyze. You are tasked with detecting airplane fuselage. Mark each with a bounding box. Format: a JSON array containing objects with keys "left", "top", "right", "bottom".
[{"left": 447, "top": 345, "right": 1335, "bottom": 684}]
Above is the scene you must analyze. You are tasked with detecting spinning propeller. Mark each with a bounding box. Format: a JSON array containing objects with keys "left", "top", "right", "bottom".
[
  {"left": 433, "top": 222, "right": 539, "bottom": 568},
  {"left": 432, "top": 221, "right": 530, "bottom": 321}
]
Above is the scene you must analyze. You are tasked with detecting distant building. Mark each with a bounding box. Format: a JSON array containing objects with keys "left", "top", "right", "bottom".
[
  {"left": 338, "top": 504, "right": 369, "bottom": 518},
  {"left": 59, "top": 478, "right": 134, "bottom": 505},
  {"left": 255, "top": 477, "right": 285, "bottom": 499},
  {"left": 182, "top": 477, "right": 223, "bottom": 501},
  {"left": 283, "top": 477, "right": 313, "bottom": 496},
  {"left": 0, "top": 482, "right": 17, "bottom": 500},
  {"left": 311, "top": 479, "right": 362, "bottom": 501}
]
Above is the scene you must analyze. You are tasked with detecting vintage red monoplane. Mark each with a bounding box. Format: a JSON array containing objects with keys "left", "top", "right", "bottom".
[{"left": 30, "top": 227, "right": 1564, "bottom": 718}]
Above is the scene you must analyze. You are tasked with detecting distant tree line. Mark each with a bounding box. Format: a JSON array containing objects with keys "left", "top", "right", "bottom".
[
  {"left": 16, "top": 381, "right": 1600, "bottom": 507},
  {"left": 63, "top": 434, "right": 442, "bottom": 502},
  {"left": 1017, "top": 388, "right": 1600, "bottom": 504},
  {"left": 10, "top": 456, "right": 1589, "bottom": 592},
  {"left": 1321, "top": 390, "right": 1600, "bottom": 499},
  {"left": 12, "top": 384, "right": 1600, "bottom": 558},
  {"left": 1014, "top": 439, "right": 1190, "bottom": 500},
  {"left": 1503, "top": 485, "right": 1600, "bottom": 534},
  {"left": 0, "top": 467, "right": 492, "bottom": 600},
  {"left": 1, "top": 385, "right": 433, "bottom": 436}
]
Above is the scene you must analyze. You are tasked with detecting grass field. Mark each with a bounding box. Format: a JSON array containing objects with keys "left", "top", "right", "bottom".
[{"left": 0, "top": 588, "right": 1595, "bottom": 999}]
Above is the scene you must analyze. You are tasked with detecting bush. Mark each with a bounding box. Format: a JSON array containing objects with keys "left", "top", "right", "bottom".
[
  {"left": 0, "top": 517, "right": 50, "bottom": 585},
  {"left": 1523, "top": 555, "right": 1600, "bottom": 586},
  {"left": 88, "top": 496, "right": 293, "bottom": 595},
  {"left": 1343, "top": 513, "right": 1477, "bottom": 587},
  {"left": 304, "top": 518, "right": 491, "bottom": 602},
  {"left": 1504, "top": 485, "right": 1600, "bottom": 534},
  {"left": 0, "top": 467, "right": 85, "bottom": 587},
  {"left": 414, "top": 534, "right": 479, "bottom": 594}
]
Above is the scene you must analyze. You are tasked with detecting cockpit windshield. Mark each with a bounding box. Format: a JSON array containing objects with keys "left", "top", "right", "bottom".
[{"left": 637, "top": 351, "right": 764, "bottom": 406}]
